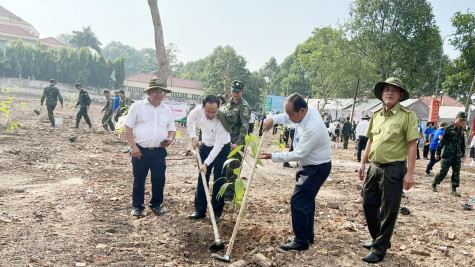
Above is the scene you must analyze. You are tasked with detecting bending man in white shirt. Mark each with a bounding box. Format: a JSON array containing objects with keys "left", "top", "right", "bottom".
[
  {"left": 125, "top": 78, "right": 176, "bottom": 218},
  {"left": 260, "top": 93, "right": 332, "bottom": 251},
  {"left": 187, "top": 95, "right": 231, "bottom": 223}
]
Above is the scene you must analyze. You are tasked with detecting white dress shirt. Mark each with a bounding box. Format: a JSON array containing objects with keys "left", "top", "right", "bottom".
[
  {"left": 124, "top": 98, "right": 176, "bottom": 148},
  {"left": 270, "top": 108, "right": 332, "bottom": 166},
  {"left": 355, "top": 119, "right": 370, "bottom": 137},
  {"left": 249, "top": 112, "right": 256, "bottom": 123},
  {"left": 187, "top": 105, "right": 231, "bottom": 166}
]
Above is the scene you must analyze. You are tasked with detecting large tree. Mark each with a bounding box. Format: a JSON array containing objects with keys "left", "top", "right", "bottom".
[
  {"left": 69, "top": 26, "right": 102, "bottom": 53},
  {"left": 148, "top": 0, "right": 168, "bottom": 82}
]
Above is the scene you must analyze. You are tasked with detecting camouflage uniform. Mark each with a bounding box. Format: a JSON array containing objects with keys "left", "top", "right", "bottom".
[
  {"left": 342, "top": 119, "right": 352, "bottom": 149},
  {"left": 222, "top": 81, "right": 250, "bottom": 200},
  {"left": 40, "top": 84, "right": 63, "bottom": 126},
  {"left": 114, "top": 96, "right": 133, "bottom": 122},
  {"left": 351, "top": 122, "right": 357, "bottom": 141},
  {"left": 102, "top": 96, "right": 115, "bottom": 131},
  {"left": 431, "top": 121, "right": 465, "bottom": 195},
  {"left": 74, "top": 87, "right": 92, "bottom": 128}
]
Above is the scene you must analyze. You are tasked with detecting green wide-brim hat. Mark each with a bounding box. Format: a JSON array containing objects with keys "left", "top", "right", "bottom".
[
  {"left": 144, "top": 77, "right": 171, "bottom": 93},
  {"left": 362, "top": 114, "right": 370, "bottom": 120},
  {"left": 439, "top": 121, "right": 450, "bottom": 129},
  {"left": 374, "top": 77, "right": 409, "bottom": 102}
]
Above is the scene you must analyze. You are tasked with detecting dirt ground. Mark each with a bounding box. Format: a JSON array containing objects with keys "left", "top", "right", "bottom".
[{"left": 0, "top": 95, "right": 474, "bottom": 267}]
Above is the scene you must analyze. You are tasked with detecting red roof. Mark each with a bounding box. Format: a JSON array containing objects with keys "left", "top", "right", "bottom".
[
  {"left": 125, "top": 73, "right": 203, "bottom": 90},
  {"left": 40, "top": 37, "right": 66, "bottom": 46},
  {"left": 421, "top": 95, "right": 463, "bottom": 107},
  {"left": 0, "top": 24, "right": 34, "bottom": 38},
  {"left": 0, "top": 5, "right": 25, "bottom": 22}
]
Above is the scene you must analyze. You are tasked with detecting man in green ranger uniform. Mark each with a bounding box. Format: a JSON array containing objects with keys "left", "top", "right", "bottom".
[
  {"left": 222, "top": 80, "right": 250, "bottom": 199},
  {"left": 342, "top": 117, "right": 352, "bottom": 149},
  {"left": 102, "top": 90, "right": 115, "bottom": 131},
  {"left": 114, "top": 90, "right": 133, "bottom": 122},
  {"left": 73, "top": 83, "right": 92, "bottom": 128},
  {"left": 430, "top": 111, "right": 467, "bottom": 197},
  {"left": 40, "top": 79, "right": 63, "bottom": 126},
  {"left": 358, "top": 77, "right": 419, "bottom": 263}
]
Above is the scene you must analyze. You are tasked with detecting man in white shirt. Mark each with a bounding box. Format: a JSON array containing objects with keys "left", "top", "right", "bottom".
[
  {"left": 355, "top": 114, "right": 371, "bottom": 162},
  {"left": 125, "top": 78, "right": 176, "bottom": 218},
  {"left": 187, "top": 95, "right": 231, "bottom": 223},
  {"left": 261, "top": 93, "right": 332, "bottom": 251},
  {"left": 248, "top": 111, "right": 256, "bottom": 134}
]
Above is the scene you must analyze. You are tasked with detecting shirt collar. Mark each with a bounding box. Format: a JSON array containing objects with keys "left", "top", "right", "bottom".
[
  {"left": 382, "top": 102, "right": 401, "bottom": 116},
  {"left": 145, "top": 97, "right": 162, "bottom": 107}
]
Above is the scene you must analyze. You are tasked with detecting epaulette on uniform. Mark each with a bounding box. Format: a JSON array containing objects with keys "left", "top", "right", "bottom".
[
  {"left": 374, "top": 106, "right": 384, "bottom": 113},
  {"left": 400, "top": 106, "right": 412, "bottom": 114}
]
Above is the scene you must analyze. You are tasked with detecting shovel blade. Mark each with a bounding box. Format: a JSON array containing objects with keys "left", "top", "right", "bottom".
[
  {"left": 211, "top": 253, "right": 230, "bottom": 262},
  {"left": 34, "top": 110, "right": 40, "bottom": 115}
]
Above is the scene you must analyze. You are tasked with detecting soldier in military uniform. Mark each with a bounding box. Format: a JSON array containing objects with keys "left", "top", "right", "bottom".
[
  {"left": 342, "top": 117, "right": 352, "bottom": 149},
  {"left": 101, "top": 90, "right": 115, "bottom": 131},
  {"left": 114, "top": 90, "right": 133, "bottom": 122},
  {"left": 40, "top": 79, "right": 63, "bottom": 126},
  {"left": 358, "top": 77, "right": 419, "bottom": 264},
  {"left": 222, "top": 80, "right": 250, "bottom": 199},
  {"left": 430, "top": 111, "right": 467, "bottom": 197},
  {"left": 73, "top": 83, "right": 92, "bottom": 128}
]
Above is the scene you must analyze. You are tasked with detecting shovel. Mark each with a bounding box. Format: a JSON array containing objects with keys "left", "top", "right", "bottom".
[
  {"left": 34, "top": 105, "right": 42, "bottom": 115},
  {"left": 213, "top": 131, "right": 268, "bottom": 262},
  {"left": 194, "top": 147, "right": 225, "bottom": 252}
]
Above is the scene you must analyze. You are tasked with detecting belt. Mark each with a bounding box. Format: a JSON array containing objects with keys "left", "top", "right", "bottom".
[
  {"left": 137, "top": 145, "right": 161, "bottom": 150},
  {"left": 373, "top": 161, "right": 405, "bottom": 168}
]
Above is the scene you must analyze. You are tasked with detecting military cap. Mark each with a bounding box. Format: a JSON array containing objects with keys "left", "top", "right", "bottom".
[
  {"left": 362, "top": 114, "right": 370, "bottom": 120},
  {"left": 217, "top": 94, "right": 226, "bottom": 104},
  {"left": 114, "top": 91, "right": 119, "bottom": 94},
  {"left": 426, "top": 121, "right": 435, "bottom": 126},
  {"left": 439, "top": 121, "right": 450, "bottom": 129},
  {"left": 119, "top": 90, "right": 125, "bottom": 94},
  {"left": 374, "top": 77, "right": 409, "bottom": 102},
  {"left": 144, "top": 77, "right": 171, "bottom": 93},
  {"left": 50, "top": 79, "right": 56, "bottom": 83},
  {"left": 75, "top": 83, "right": 81, "bottom": 87},
  {"left": 457, "top": 111, "right": 467, "bottom": 120},
  {"left": 231, "top": 80, "right": 245, "bottom": 92},
  {"left": 103, "top": 89, "right": 110, "bottom": 94}
]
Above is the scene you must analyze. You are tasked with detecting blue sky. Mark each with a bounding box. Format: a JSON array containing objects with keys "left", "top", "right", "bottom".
[{"left": 3, "top": 0, "right": 473, "bottom": 71}]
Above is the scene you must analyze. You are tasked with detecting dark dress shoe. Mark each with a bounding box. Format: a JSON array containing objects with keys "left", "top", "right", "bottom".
[
  {"left": 362, "top": 252, "right": 383, "bottom": 263},
  {"left": 131, "top": 208, "right": 145, "bottom": 218},
  {"left": 288, "top": 237, "right": 314, "bottom": 244},
  {"left": 363, "top": 241, "right": 391, "bottom": 250},
  {"left": 283, "top": 162, "right": 292, "bottom": 168},
  {"left": 188, "top": 211, "right": 205, "bottom": 219},
  {"left": 151, "top": 206, "right": 166, "bottom": 216},
  {"left": 280, "top": 241, "right": 309, "bottom": 251}
]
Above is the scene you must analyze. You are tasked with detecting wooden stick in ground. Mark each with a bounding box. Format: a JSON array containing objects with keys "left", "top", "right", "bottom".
[
  {"left": 224, "top": 131, "right": 268, "bottom": 258},
  {"left": 194, "top": 147, "right": 223, "bottom": 248}
]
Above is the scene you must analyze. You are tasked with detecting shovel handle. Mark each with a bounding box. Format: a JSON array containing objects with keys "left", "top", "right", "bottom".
[
  {"left": 195, "top": 147, "right": 221, "bottom": 241},
  {"left": 225, "top": 131, "right": 268, "bottom": 256}
]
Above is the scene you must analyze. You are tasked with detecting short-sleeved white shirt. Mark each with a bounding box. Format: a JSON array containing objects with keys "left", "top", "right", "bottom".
[{"left": 124, "top": 98, "right": 176, "bottom": 148}]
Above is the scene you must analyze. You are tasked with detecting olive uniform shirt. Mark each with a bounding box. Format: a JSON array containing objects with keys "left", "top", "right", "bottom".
[
  {"left": 436, "top": 123, "right": 465, "bottom": 159},
  {"left": 365, "top": 102, "right": 420, "bottom": 163},
  {"left": 41, "top": 85, "right": 63, "bottom": 106},
  {"left": 102, "top": 97, "right": 114, "bottom": 114},
  {"left": 76, "top": 90, "right": 91, "bottom": 107},
  {"left": 223, "top": 97, "right": 250, "bottom": 146}
]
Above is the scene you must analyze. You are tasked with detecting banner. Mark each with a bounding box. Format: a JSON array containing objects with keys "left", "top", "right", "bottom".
[
  {"left": 429, "top": 99, "right": 440, "bottom": 126},
  {"left": 163, "top": 101, "right": 187, "bottom": 120},
  {"left": 264, "top": 95, "right": 287, "bottom": 113}
]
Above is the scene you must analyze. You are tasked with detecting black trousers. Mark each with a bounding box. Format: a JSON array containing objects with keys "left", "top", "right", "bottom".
[
  {"left": 194, "top": 143, "right": 230, "bottom": 217},
  {"left": 363, "top": 163, "right": 406, "bottom": 258},
  {"left": 357, "top": 136, "right": 369, "bottom": 161},
  {"left": 423, "top": 143, "right": 430, "bottom": 158},
  {"left": 425, "top": 149, "right": 440, "bottom": 174},
  {"left": 76, "top": 105, "right": 91, "bottom": 126},
  {"left": 248, "top": 123, "right": 255, "bottom": 135},
  {"left": 132, "top": 146, "right": 167, "bottom": 210},
  {"left": 291, "top": 162, "right": 331, "bottom": 245}
]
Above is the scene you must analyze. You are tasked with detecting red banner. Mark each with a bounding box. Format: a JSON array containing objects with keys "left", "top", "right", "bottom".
[{"left": 429, "top": 99, "right": 440, "bottom": 126}]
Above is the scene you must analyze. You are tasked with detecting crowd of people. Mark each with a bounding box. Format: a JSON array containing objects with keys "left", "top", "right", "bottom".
[{"left": 39, "top": 76, "right": 472, "bottom": 264}]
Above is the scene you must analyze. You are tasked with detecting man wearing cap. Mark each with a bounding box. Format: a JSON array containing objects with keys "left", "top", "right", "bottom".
[
  {"left": 222, "top": 80, "right": 250, "bottom": 199},
  {"left": 40, "top": 79, "right": 63, "bottom": 127},
  {"left": 358, "top": 77, "right": 420, "bottom": 263},
  {"left": 342, "top": 117, "right": 352, "bottom": 149},
  {"left": 73, "top": 83, "right": 92, "bottom": 128},
  {"left": 114, "top": 90, "right": 133, "bottom": 122},
  {"left": 423, "top": 121, "right": 436, "bottom": 159},
  {"left": 124, "top": 77, "right": 176, "bottom": 217},
  {"left": 425, "top": 122, "right": 450, "bottom": 176},
  {"left": 101, "top": 90, "right": 115, "bottom": 131},
  {"left": 430, "top": 112, "right": 467, "bottom": 197},
  {"left": 355, "top": 114, "right": 371, "bottom": 162}
]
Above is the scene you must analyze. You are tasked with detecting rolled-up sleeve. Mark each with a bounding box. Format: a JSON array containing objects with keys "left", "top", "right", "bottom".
[{"left": 271, "top": 113, "right": 291, "bottom": 125}]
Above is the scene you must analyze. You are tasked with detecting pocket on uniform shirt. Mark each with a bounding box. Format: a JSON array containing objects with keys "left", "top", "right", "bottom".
[{"left": 387, "top": 126, "right": 401, "bottom": 135}]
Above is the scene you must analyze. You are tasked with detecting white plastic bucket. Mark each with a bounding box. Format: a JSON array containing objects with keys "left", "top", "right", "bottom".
[
  {"left": 334, "top": 143, "right": 340, "bottom": 149},
  {"left": 54, "top": 117, "right": 63, "bottom": 125}
]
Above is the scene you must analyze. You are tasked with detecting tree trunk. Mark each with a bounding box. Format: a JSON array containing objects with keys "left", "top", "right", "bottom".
[
  {"left": 465, "top": 73, "right": 475, "bottom": 114},
  {"left": 147, "top": 0, "right": 168, "bottom": 83}
]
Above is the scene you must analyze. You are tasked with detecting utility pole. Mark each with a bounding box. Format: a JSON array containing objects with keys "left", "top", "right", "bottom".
[{"left": 350, "top": 78, "right": 360, "bottom": 123}]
